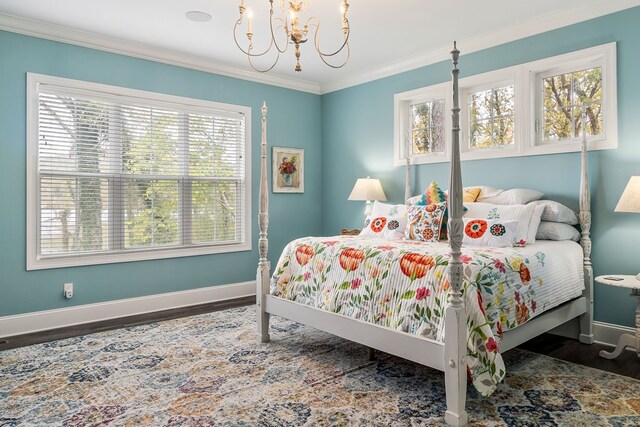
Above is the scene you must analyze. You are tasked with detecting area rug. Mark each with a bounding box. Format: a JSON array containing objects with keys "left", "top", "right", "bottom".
[{"left": 1, "top": 306, "right": 639, "bottom": 426}]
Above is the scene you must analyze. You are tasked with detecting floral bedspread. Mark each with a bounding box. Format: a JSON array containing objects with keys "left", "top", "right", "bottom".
[{"left": 270, "top": 235, "right": 579, "bottom": 396}]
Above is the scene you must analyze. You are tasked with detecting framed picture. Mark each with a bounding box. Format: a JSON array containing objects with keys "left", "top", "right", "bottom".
[{"left": 272, "top": 147, "right": 304, "bottom": 193}]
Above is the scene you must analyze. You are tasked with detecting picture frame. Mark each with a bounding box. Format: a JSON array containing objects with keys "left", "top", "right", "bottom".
[{"left": 272, "top": 147, "right": 304, "bottom": 193}]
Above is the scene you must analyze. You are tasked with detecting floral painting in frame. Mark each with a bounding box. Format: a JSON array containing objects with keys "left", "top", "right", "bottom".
[{"left": 272, "top": 147, "right": 304, "bottom": 193}]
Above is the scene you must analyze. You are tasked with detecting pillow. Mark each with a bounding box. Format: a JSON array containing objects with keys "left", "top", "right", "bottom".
[
  {"left": 464, "top": 202, "right": 537, "bottom": 246},
  {"left": 463, "top": 219, "right": 519, "bottom": 248},
  {"left": 405, "top": 203, "right": 447, "bottom": 242},
  {"left": 408, "top": 186, "right": 480, "bottom": 204},
  {"left": 526, "top": 204, "right": 545, "bottom": 244},
  {"left": 528, "top": 200, "right": 579, "bottom": 225},
  {"left": 476, "top": 187, "right": 544, "bottom": 205},
  {"left": 360, "top": 201, "right": 407, "bottom": 240},
  {"left": 463, "top": 187, "right": 482, "bottom": 203},
  {"left": 536, "top": 221, "right": 581, "bottom": 242}
]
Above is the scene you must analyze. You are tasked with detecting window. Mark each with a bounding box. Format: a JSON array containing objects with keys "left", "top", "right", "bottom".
[
  {"left": 410, "top": 99, "right": 446, "bottom": 155},
  {"left": 394, "top": 83, "right": 449, "bottom": 164},
  {"left": 27, "top": 74, "right": 251, "bottom": 270},
  {"left": 393, "top": 42, "right": 617, "bottom": 165},
  {"left": 468, "top": 85, "right": 515, "bottom": 149},
  {"left": 540, "top": 67, "right": 602, "bottom": 142}
]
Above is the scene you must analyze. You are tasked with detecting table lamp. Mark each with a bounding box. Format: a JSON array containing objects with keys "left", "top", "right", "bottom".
[
  {"left": 348, "top": 176, "right": 387, "bottom": 217},
  {"left": 615, "top": 176, "right": 640, "bottom": 280}
]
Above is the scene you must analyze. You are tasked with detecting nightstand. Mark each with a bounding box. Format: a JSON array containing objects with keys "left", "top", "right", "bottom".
[
  {"left": 340, "top": 228, "right": 361, "bottom": 236},
  {"left": 595, "top": 275, "right": 640, "bottom": 359}
]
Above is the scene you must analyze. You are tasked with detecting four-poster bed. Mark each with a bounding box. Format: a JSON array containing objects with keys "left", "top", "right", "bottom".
[{"left": 255, "top": 44, "right": 594, "bottom": 426}]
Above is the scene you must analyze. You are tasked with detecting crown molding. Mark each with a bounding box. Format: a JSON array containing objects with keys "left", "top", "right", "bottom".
[
  {"left": 0, "top": 13, "right": 322, "bottom": 95},
  {"left": 320, "top": 0, "right": 640, "bottom": 94},
  {"left": 2, "top": 0, "right": 639, "bottom": 96}
]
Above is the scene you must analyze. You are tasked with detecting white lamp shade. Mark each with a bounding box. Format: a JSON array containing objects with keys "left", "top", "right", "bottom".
[
  {"left": 615, "top": 176, "right": 640, "bottom": 213},
  {"left": 348, "top": 177, "right": 387, "bottom": 202}
]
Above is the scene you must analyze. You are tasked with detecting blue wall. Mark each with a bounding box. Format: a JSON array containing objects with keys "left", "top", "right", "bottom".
[
  {"left": 0, "top": 30, "right": 322, "bottom": 317},
  {"left": 2, "top": 7, "right": 639, "bottom": 329},
  {"left": 321, "top": 8, "right": 640, "bottom": 327}
]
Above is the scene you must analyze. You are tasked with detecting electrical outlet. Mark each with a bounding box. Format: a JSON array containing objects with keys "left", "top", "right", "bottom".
[{"left": 63, "top": 283, "right": 73, "bottom": 299}]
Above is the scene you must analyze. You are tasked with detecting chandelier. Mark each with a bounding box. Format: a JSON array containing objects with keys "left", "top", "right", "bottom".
[{"left": 233, "top": 0, "right": 351, "bottom": 73}]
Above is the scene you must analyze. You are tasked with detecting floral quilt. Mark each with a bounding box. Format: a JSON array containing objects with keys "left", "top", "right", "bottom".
[{"left": 270, "top": 235, "right": 580, "bottom": 396}]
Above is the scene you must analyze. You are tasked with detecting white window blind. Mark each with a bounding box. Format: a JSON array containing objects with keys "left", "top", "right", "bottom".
[{"left": 28, "top": 74, "right": 251, "bottom": 269}]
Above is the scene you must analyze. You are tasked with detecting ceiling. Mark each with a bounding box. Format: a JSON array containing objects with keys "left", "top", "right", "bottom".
[{"left": 1, "top": 0, "right": 639, "bottom": 93}]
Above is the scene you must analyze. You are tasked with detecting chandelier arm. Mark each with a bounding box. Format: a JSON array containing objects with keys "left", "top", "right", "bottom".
[
  {"left": 234, "top": 18, "right": 284, "bottom": 58},
  {"left": 247, "top": 48, "right": 282, "bottom": 73},
  {"left": 308, "top": 17, "right": 351, "bottom": 58},
  {"left": 269, "top": 12, "right": 289, "bottom": 53},
  {"left": 317, "top": 42, "right": 350, "bottom": 69}
]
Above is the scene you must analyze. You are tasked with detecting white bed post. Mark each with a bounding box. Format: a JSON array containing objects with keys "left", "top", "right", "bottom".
[
  {"left": 443, "top": 42, "right": 468, "bottom": 427},
  {"left": 578, "top": 110, "right": 594, "bottom": 344},
  {"left": 405, "top": 136, "right": 411, "bottom": 203},
  {"left": 257, "top": 101, "right": 271, "bottom": 343}
]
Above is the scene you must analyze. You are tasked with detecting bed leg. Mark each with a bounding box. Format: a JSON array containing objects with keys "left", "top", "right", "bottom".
[
  {"left": 444, "top": 304, "right": 468, "bottom": 426},
  {"left": 579, "top": 264, "right": 594, "bottom": 344},
  {"left": 256, "top": 265, "right": 271, "bottom": 344}
]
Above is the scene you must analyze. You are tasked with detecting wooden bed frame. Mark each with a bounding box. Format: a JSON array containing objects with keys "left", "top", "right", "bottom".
[{"left": 255, "top": 44, "right": 594, "bottom": 426}]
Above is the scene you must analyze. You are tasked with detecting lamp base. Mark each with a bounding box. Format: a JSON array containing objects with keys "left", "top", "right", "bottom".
[
  {"left": 636, "top": 272, "right": 640, "bottom": 281},
  {"left": 364, "top": 200, "right": 373, "bottom": 217}
]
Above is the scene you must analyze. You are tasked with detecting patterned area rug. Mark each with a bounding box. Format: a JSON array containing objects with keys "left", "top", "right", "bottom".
[{"left": 1, "top": 306, "right": 639, "bottom": 426}]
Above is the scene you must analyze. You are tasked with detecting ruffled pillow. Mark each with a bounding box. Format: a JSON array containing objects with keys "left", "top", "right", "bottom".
[
  {"left": 360, "top": 201, "right": 407, "bottom": 240},
  {"left": 405, "top": 203, "right": 447, "bottom": 242},
  {"left": 463, "top": 219, "right": 519, "bottom": 247}
]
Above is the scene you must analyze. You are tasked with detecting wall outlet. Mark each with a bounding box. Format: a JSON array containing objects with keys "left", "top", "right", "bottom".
[{"left": 63, "top": 283, "right": 73, "bottom": 299}]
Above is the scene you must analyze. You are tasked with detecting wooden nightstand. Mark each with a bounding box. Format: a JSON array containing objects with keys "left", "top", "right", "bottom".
[
  {"left": 340, "top": 228, "right": 361, "bottom": 236},
  {"left": 595, "top": 275, "right": 640, "bottom": 359}
]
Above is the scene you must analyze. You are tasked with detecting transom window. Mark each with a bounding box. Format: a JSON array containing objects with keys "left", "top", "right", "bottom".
[
  {"left": 393, "top": 42, "right": 617, "bottom": 165},
  {"left": 409, "top": 99, "right": 445, "bottom": 155},
  {"left": 541, "top": 67, "right": 602, "bottom": 142},
  {"left": 27, "top": 74, "right": 251, "bottom": 270},
  {"left": 468, "top": 85, "right": 515, "bottom": 149}
]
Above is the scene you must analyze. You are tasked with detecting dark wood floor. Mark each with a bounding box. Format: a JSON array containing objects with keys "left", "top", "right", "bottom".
[
  {"left": 518, "top": 333, "right": 640, "bottom": 379},
  {"left": 1, "top": 298, "right": 638, "bottom": 380}
]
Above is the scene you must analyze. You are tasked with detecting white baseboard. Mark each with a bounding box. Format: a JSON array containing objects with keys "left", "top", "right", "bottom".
[
  {"left": 593, "top": 320, "right": 636, "bottom": 348},
  {"left": 0, "top": 281, "right": 256, "bottom": 338}
]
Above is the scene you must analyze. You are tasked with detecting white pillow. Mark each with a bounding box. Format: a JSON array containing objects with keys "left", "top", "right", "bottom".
[
  {"left": 463, "top": 219, "right": 518, "bottom": 248},
  {"left": 536, "top": 221, "right": 581, "bottom": 242},
  {"left": 476, "top": 187, "right": 544, "bottom": 205},
  {"left": 527, "top": 204, "right": 545, "bottom": 244},
  {"left": 360, "top": 201, "right": 407, "bottom": 240},
  {"left": 528, "top": 200, "right": 579, "bottom": 225},
  {"left": 464, "top": 202, "right": 537, "bottom": 246}
]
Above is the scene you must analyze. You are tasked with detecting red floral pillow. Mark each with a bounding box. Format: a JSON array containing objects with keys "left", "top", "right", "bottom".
[
  {"left": 462, "top": 218, "right": 518, "bottom": 247},
  {"left": 359, "top": 201, "right": 407, "bottom": 240}
]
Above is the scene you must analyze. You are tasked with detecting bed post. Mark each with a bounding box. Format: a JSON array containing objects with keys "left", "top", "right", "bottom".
[
  {"left": 405, "top": 137, "right": 411, "bottom": 203},
  {"left": 443, "top": 42, "right": 468, "bottom": 427},
  {"left": 578, "top": 111, "right": 594, "bottom": 344},
  {"left": 257, "top": 101, "right": 271, "bottom": 343}
]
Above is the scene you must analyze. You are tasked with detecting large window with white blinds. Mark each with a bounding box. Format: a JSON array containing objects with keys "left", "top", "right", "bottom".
[{"left": 27, "top": 74, "right": 251, "bottom": 270}]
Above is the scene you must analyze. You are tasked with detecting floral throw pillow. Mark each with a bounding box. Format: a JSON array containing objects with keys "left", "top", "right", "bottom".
[
  {"left": 405, "top": 203, "right": 447, "bottom": 242},
  {"left": 462, "top": 219, "right": 519, "bottom": 248},
  {"left": 359, "top": 201, "right": 408, "bottom": 240}
]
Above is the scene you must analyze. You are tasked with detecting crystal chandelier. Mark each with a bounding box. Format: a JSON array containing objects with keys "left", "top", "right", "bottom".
[{"left": 233, "top": 0, "right": 350, "bottom": 73}]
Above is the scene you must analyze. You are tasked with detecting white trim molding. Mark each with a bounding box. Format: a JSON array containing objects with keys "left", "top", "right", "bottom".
[
  {"left": 593, "top": 320, "right": 637, "bottom": 349},
  {"left": 0, "top": 13, "right": 321, "bottom": 95},
  {"left": 1, "top": 1, "right": 639, "bottom": 95},
  {"left": 0, "top": 281, "right": 255, "bottom": 338},
  {"left": 322, "top": 0, "right": 640, "bottom": 94}
]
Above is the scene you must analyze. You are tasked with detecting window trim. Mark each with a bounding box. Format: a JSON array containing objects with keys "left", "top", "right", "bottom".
[
  {"left": 393, "top": 83, "right": 451, "bottom": 166},
  {"left": 459, "top": 67, "right": 521, "bottom": 161},
  {"left": 393, "top": 42, "right": 617, "bottom": 166},
  {"left": 26, "top": 73, "right": 252, "bottom": 270}
]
